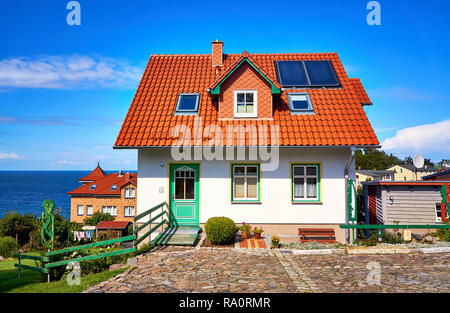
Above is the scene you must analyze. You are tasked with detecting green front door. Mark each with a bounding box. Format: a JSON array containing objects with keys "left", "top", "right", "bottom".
[{"left": 169, "top": 163, "right": 200, "bottom": 227}]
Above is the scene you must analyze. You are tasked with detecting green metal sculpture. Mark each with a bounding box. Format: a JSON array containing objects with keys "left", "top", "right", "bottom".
[
  {"left": 41, "top": 199, "right": 55, "bottom": 250},
  {"left": 347, "top": 179, "right": 357, "bottom": 222}
]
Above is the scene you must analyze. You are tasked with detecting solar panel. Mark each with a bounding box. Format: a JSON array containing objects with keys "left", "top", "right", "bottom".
[
  {"left": 304, "top": 61, "right": 339, "bottom": 86},
  {"left": 176, "top": 94, "right": 200, "bottom": 113},
  {"left": 275, "top": 61, "right": 308, "bottom": 86}
]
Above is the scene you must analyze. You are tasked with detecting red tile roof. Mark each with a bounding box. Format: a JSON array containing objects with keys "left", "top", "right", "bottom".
[
  {"left": 96, "top": 221, "right": 130, "bottom": 229},
  {"left": 78, "top": 163, "right": 108, "bottom": 182},
  {"left": 68, "top": 172, "right": 137, "bottom": 196},
  {"left": 115, "top": 51, "right": 379, "bottom": 147}
]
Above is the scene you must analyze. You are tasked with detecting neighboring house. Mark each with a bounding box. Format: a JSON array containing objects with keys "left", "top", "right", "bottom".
[
  {"left": 422, "top": 168, "right": 450, "bottom": 181},
  {"left": 387, "top": 164, "right": 439, "bottom": 181},
  {"left": 362, "top": 181, "right": 449, "bottom": 225},
  {"left": 355, "top": 169, "right": 395, "bottom": 188},
  {"left": 114, "top": 40, "right": 379, "bottom": 244},
  {"left": 68, "top": 164, "right": 137, "bottom": 223},
  {"left": 96, "top": 221, "right": 132, "bottom": 240}
]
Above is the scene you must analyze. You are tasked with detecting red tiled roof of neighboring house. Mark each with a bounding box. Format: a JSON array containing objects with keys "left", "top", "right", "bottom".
[
  {"left": 78, "top": 163, "right": 108, "bottom": 182},
  {"left": 68, "top": 172, "right": 137, "bottom": 196},
  {"left": 96, "top": 221, "right": 130, "bottom": 230},
  {"left": 114, "top": 51, "right": 379, "bottom": 147}
]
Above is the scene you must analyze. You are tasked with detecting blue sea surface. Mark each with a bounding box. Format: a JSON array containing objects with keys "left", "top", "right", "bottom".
[{"left": 0, "top": 171, "right": 91, "bottom": 219}]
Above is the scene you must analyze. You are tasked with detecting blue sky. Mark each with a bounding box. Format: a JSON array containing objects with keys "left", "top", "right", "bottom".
[{"left": 0, "top": 0, "right": 449, "bottom": 170}]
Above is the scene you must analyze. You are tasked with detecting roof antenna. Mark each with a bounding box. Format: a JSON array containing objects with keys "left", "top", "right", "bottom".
[{"left": 413, "top": 154, "right": 424, "bottom": 181}]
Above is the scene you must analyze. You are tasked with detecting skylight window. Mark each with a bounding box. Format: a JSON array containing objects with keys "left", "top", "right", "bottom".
[
  {"left": 110, "top": 184, "right": 117, "bottom": 191},
  {"left": 274, "top": 60, "right": 339, "bottom": 87},
  {"left": 287, "top": 93, "right": 314, "bottom": 114},
  {"left": 89, "top": 184, "right": 97, "bottom": 191},
  {"left": 175, "top": 93, "right": 200, "bottom": 114}
]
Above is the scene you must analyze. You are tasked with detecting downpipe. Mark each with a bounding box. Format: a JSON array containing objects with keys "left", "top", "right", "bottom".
[{"left": 344, "top": 147, "right": 356, "bottom": 244}]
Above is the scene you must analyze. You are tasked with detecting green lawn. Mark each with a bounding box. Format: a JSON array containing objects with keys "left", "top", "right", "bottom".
[{"left": 0, "top": 253, "right": 128, "bottom": 293}]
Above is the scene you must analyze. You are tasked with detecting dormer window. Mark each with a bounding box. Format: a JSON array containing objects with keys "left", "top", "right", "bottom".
[
  {"left": 89, "top": 184, "right": 96, "bottom": 191},
  {"left": 110, "top": 184, "right": 117, "bottom": 191},
  {"left": 234, "top": 90, "right": 257, "bottom": 118},
  {"left": 175, "top": 93, "right": 200, "bottom": 114},
  {"left": 287, "top": 93, "right": 314, "bottom": 114}
]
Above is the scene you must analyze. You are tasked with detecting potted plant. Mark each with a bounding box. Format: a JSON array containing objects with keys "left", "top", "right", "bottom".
[
  {"left": 271, "top": 235, "right": 280, "bottom": 248},
  {"left": 253, "top": 227, "right": 264, "bottom": 239},
  {"left": 239, "top": 222, "right": 252, "bottom": 239}
]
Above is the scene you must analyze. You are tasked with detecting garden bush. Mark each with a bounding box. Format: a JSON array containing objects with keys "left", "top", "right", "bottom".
[
  {"left": 84, "top": 212, "right": 115, "bottom": 226},
  {"left": 204, "top": 217, "right": 238, "bottom": 245},
  {"left": 0, "top": 236, "right": 19, "bottom": 258},
  {"left": 0, "top": 212, "right": 39, "bottom": 246}
]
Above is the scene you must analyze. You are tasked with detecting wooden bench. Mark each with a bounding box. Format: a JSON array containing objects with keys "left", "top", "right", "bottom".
[{"left": 298, "top": 228, "right": 336, "bottom": 243}]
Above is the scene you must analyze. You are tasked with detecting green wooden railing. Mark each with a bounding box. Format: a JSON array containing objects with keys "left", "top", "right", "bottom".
[
  {"left": 15, "top": 235, "right": 136, "bottom": 279},
  {"left": 134, "top": 202, "right": 169, "bottom": 246},
  {"left": 340, "top": 224, "right": 450, "bottom": 243}
]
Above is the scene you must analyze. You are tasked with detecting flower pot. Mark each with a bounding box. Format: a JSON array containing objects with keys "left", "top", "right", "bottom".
[
  {"left": 242, "top": 231, "right": 251, "bottom": 239},
  {"left": 271, "top": 244, "right": 280, "bottom": 249},
  {"left": 254, "top": 233, "right": 261, "bottom": 239}
]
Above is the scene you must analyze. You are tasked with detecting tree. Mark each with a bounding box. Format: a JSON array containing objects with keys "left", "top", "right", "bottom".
[
  {"left": 356, "top": 148, "right": 402, "bottom": 170},
  {"left": 0, "top": 211, "right": 39, "bottom": 246},
  {"left": 83, "top": 212, "right": 115, "bottom": 226}
]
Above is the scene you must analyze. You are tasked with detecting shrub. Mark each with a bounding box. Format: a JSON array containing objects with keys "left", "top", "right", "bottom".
[
  {"left": 204, "top": 217, "right": 238, "bottom": 245},
  {"left": 0, "top": 211, "right": 39, "bottom": 246},
  {"left": 136, "top": 243, "right": 154, "bottom": 255},
  {"left": 0, "top": 236, "right": 19, "bottom": 258},
  {"left": 84, "top": 212, "right": 114, "bottom": 226}
]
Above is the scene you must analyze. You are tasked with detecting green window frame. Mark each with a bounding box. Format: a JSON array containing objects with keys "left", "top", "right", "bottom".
[
  {"left": 291, "top": 163, "right": 321, "bottom": 203},
  {"left": 231, "top": 163, "right": 261, "bottom": 202}
]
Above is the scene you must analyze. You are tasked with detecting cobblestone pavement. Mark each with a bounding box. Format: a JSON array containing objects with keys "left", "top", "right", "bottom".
[
  {"left": 84, "top": 247, "right": 450, "bottom": 293},
  {"left": 293, "top": 252, "right": 450, "bottom": 293}
]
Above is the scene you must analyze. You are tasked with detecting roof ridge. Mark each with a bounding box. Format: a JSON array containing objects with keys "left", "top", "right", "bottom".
[{"left": 149, "top": 52, "right": 339, "bottom": 57}]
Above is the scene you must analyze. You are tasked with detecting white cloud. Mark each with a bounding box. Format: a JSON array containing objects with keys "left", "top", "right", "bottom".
[
  {"left": 0, "top": 55, "right": 144, "bottom": 89},
  {"left": 0, "top": 152, "right": 21, "bottom": 160},
  {"left": 382, "top": 120, "right": 450, "bottom": 156}
]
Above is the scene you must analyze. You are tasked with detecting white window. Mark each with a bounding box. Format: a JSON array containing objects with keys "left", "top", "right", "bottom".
[
  {"left": 86, "top": 205, "right": 93, "bottom": 216},
  {"left": 77, "top": 205, "right": 84, "bottom": 215},
  {"left": 124, "top": 206, "right": 135, "bottom": 217},
  {"left": 102, "top": 206, "right": 117, "bottom": 216},
  {"left": 292, "top": 164, "right": 320, "bottom": 202},
  {"left": 435, "top": 203, "right": 448, "bottom": 222},
  {"left": 125, "top": 188, "right": 135, "bottom": 199},
  {"left": 232, "top": 164, "right": 260, "bottom": 201},
  {"left": 234, "top": 90, "right": 257, "bottom": 118}
]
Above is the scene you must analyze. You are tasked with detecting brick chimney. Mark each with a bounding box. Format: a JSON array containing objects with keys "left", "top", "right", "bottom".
[{"left": 212, "top": 40, "right": 223, "bottom": 67}]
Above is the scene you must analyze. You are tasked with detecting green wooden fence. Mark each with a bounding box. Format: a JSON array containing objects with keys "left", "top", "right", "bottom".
[
  {"left": 134, "top": 202, "right": 169, "bottom": 246},
  {"left": 15, "top": 235, "right": 136, "bottom": 280},
  {"left": 15, "top": 201, "right": 169, "bottom": 281},
  {"left": 340, "top": 224, "right": 450, "bottom": 244}
]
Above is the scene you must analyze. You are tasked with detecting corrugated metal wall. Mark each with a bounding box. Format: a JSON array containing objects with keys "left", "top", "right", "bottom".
[{"left": 382, "top": 185, "right": 442, "bottom": 224}]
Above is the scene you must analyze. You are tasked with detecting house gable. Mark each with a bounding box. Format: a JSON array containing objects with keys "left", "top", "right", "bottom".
[
  {"left": 209, "top": 55, "right": 281, "bottom": 96},
  {"left": 218, "top": 61, "right": 273, "bottom": 119}
]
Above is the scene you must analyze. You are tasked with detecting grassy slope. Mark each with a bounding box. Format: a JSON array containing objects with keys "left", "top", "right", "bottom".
[{"left": 0, "top": 253, "right": 127, "bottom": 293}]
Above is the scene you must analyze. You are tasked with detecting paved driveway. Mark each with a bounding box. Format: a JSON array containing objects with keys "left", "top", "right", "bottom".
[{"left": 83, "top": 247, "right": 450, "bottom": 293}]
